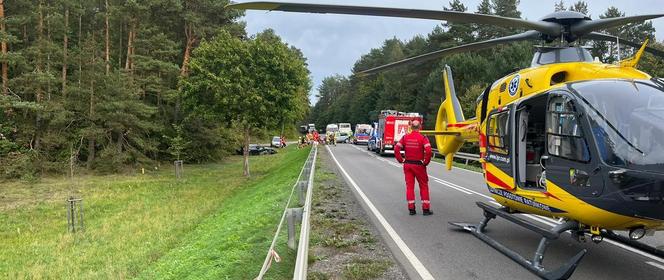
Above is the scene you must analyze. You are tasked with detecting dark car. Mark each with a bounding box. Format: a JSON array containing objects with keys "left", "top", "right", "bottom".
[{"left": 236, "top": 144, "right": 277, "bottom": 156}]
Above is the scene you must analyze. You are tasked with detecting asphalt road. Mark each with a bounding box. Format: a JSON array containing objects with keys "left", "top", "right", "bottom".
[{"left": 325, "top": 144, "right": 664, "bottom": 280}]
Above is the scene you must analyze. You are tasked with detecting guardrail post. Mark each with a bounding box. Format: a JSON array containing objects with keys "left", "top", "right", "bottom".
[
  {"left": 297, "top": 181, "right": 308, "bottom": 206},
  {"left": 287, "top": 207, "right": 303, "bottom": 250}
]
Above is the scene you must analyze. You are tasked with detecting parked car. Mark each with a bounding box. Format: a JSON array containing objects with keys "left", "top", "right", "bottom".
[
  {"left": 336, "top": 131, "right": 350, "bottom": 143},
  {"left": 271, "top": 136, "right": 284, "bottom": 148},
  {"left": 236, "top": 144, "right": 277, "bottom": 156}
]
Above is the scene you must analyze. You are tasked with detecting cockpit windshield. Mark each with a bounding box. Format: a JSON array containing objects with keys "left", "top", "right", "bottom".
[
  {"left": 532, "top": 47, "right": 594, "bottom": 66},
  {"left": 571, "top": 79, "right": 664, "bottom": 173}
]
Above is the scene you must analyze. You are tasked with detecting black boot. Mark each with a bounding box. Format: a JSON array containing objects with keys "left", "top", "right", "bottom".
[
  {"left": 423, "top": 209, "right": 433, "bottom": 216},
  {"left": 409, "top": 209, "right": 417, "bottom": 215}
]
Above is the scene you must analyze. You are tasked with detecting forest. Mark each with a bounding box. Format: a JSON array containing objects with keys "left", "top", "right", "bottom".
[
  {"left": 309, "top": 0, "right": 664, "bottom": 135},
  {"left": 0, "top": 0, "right": 311, "bottom": 178}
]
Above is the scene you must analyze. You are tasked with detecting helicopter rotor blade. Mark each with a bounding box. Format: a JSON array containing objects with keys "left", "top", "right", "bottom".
[
  {"left": 357, "top": 30, "right": 542, "bottom": 76},
  {"left": 226, "top": 1, "right": 561, "bottom": 36},
  {"left": 571, "top": 14, "right": 664, "bottom": 36},
  {"left": 585, "top": 32, "right": 664, "bottom": 59}
]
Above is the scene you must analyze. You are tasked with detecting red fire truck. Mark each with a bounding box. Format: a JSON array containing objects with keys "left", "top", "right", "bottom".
[{"left": 369, "top": 110, "right": 423, "bottom": 156}]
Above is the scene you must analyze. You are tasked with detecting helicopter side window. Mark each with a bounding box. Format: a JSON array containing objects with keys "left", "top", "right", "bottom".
[
  {"left": 488, "top": 110, "right": 510, "bottom": 154},
  {"left": 547, "top": 96, "right": 590, "bottom": 162}
]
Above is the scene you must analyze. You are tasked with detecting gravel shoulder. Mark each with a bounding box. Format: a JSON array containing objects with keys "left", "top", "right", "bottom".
[{"left": 307, "top": 146, "right": 409, "bottom": 280}]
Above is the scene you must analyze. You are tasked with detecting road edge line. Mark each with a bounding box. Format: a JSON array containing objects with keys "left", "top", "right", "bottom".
[{"left": 326, "top": 145, "right": 435, "bottom": 280}]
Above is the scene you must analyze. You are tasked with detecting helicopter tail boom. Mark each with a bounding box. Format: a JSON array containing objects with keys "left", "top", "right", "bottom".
[{"left": 431, "top": 65, "right": 479, "bottom": 170}]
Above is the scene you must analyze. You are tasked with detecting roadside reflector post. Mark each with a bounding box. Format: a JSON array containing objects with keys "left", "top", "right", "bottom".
[{"left": 286, "top": 207, "right": 303, "bottom": 250}]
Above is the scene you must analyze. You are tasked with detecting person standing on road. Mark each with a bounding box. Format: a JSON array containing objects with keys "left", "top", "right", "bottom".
[
  {"left": 394, "top": 120, "right": 433, "bottom": 216},
  {"left": 313, "top": 130, "right": 320, "bottom": 145},
  {"left": 329, "top": 132, "right": 336, "bottom": 146}
]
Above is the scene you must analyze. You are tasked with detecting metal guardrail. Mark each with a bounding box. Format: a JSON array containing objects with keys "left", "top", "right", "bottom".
[
  {"left": 432, "top": 148, "right": 481, "bottom": 165},
  {"left": 255, "top": 145, "right": 318, "bottom": 280},
  {"left": 293, "top": 145, "right": 317, "bottom": 280}
]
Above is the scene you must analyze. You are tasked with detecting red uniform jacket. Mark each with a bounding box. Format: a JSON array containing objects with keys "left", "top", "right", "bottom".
[{"left": 395, "top": 130, "right": 433, "bottom": 165}]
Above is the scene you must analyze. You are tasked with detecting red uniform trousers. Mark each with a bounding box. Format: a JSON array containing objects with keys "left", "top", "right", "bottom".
[{"left": 403, "top": 163, "right": 430, "bottom": 210}]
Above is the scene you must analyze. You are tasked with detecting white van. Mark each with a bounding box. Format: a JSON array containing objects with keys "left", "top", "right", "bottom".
[{"left": 337, "top": 123, "right": 352, "bottom": 143}]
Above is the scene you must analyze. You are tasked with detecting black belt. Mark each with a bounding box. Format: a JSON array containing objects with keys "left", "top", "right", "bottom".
[{"left": 404, "top": 160, "right": 424, "bottom": 165}]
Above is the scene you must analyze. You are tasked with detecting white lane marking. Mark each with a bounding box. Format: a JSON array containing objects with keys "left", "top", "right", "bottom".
[
  {"left": 431, "top": 176, "right": 494, "bottom": 200},
  {"left": 433, "top": 179, "right": 472, "bottom": 194},
  {"left": 603, "top": 239, "right": 664, "bottom": 264},
  {"left": 347, "top": 144, "right": 664, "bottom": 267},
  {"left": 327, "top": 145, "right": 435, "bottom": 280},
  {"left": 350, "top": 145, "right": 491, "bottom": 199},
  {"left": 646, "top": 261, "right": 664, "bottom": 271}
]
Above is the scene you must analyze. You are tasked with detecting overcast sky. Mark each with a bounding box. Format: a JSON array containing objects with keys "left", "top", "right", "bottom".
[{"left": 240, "top": 1, "right": 664, "bottom": 103}]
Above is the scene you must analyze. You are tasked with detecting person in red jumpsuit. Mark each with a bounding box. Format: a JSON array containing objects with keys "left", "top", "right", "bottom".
[
  {"left": 313, "top": 130, "right": 320, "bottom": 144},
  {"left": 394, "top": 120, "right": 433, "bottom": 215}
]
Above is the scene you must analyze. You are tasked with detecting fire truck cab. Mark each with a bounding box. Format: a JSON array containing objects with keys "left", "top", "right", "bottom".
[{"left": 372, "top": 110, "right": 423, "bottom": 156}]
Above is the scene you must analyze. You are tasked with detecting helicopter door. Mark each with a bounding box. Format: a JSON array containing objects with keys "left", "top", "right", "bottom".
[
  {"left": 514, "top": 95, "right": 548, "bottom": 190},
  {"left": 485, "top": 106, "right": 513, "bottom": 177},
  {"left": 543, "top": 94, "right": 604, "bottom": 197}
]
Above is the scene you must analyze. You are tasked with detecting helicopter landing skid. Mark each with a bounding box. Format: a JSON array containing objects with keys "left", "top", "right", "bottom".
[{"left": 450, "top": 201, "right": 587, "bottom": 280}]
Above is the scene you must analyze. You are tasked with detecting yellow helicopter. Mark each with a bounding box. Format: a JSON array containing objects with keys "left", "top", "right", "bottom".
[{"left": 227, "top": 2, "right": 664, "bottom": 279}]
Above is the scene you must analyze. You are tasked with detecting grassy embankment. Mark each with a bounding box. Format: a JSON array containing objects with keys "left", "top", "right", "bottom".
[{"left": 0, "top": 146, "right": 309, "bottom": 279}]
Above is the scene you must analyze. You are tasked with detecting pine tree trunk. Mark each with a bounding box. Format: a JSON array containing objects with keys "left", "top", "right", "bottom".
[
  {"left": 61, "top": 8, "right": 68, "bottom": 95},
  {"left": 36, "top": 1, "right": 44, "bottom": 102},
  {"left": 117, "top": 132, "right": 123, "bottom": 153},
  {"left": 33, "top": 1, "right": 45, "bottom": 151},
  {"left": 78, "top": 13, "right": 81, "bottom": 84},
  {"left": 118, "top": 22, "right": 123, "bottom": 69},
  {"left": 180, "top": 25, "right": 195, "bottom": 77},
  {"left": 46, "top": 2, "right": 51, "bottom": 100},
  {"left": 23, "top": 25, "right": 27, "bottom": 47},
  {"left": 176, "top": 24, "right": 195, "bottom": 121},
  {"left": 87, "top": 31, "right": 96, "bottom": 167},
  {"left": 86, "top": 138, "right": 95, "bottom": 168},
  {"left": 87, "top": 78, "right": 95, "bottom": 167},
  {"left": 0, "top": 0, "right": 8, "bottom": 96},
  {"left": 243, "top": 126, "right": 251, "bottom": 177},
  {"left": 124, "top": 28, "right": 131, "bottom": 70},
  {"left": 104, "top": 0, "right": 110, "bottom": 74},
  {"left": 125, "top": 20, "right": 135, "bottom": 71}
]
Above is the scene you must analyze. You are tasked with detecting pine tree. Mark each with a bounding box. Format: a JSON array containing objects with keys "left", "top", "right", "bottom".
[
  {"left": 444, "top": 0, "right": 473, "bottom": 43},
  {"left": 492, "top": 0, "right": 521, "bottom": 37},
  {"left": 475, "top": 0, "right": 494, "bottom": 40},
  {"left": 569, "top": 1, "right": 589, "bottom": 15}
]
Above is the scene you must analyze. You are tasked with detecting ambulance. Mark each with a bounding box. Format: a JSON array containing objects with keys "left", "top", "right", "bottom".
[
  {"left": 372, "top": 110, "right": 423, "bottom": 156},
  {"left": 352, "top": 124, "right": 372, "bottom": 145}
]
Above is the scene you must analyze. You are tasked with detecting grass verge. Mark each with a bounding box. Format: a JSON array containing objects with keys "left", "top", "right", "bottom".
[
  {"left": 0, "top": 146, "right": 309, "bottom": 279},
  {"left": 432, "top": 156, "right": 483, "bottom": 173},
  {"left": 307, "top": 147, "right": 406, "bottom": 280}
]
